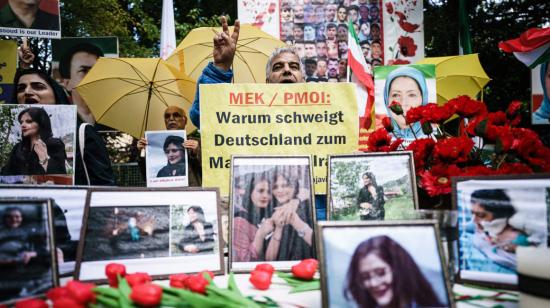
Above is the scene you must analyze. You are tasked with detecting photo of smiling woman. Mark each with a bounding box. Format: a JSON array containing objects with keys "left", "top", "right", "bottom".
[
  {"left": 344, "top": 235, "right": 443, "bottom": 308},
  {"left": 1, "top": 107, "right": 67, "bottom": 176}
]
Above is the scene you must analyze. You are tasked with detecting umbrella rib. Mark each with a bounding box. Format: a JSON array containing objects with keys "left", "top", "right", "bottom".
[{"left": 140, "top": 59, "right": 162, "bottom": 136}]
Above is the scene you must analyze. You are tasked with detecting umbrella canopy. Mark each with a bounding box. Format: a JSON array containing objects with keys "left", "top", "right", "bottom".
[
  {"left": 76, "top": 58, "right": 196, "bottom": 138},
  {"left": 166, "top": 24, "right": 286, "bottom": 83},
  {"left": 417, "top": 54, "right": 490, "bottom": 105}
]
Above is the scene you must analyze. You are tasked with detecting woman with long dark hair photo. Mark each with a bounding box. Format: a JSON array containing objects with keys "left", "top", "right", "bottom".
[
  {"left": 1, "top": 107, "right": 67, "bottom": 176},
  {"left": 157, "top": 135, "right": 186, "bottom": 177},
  {"left": 344, "top": 235, "right": 444, "bottom": 308},
  {"left": 356, "top": 172, "right": 385, "bottom": 220},
  {"left": 178, "top": 206, "right": 215, "bottom": 254},
  {"left": 265, "top": 168, "right": 314, "bottom": 261},
  {"left": 232, "top": 173, "right": 276, "bottom": 262}
]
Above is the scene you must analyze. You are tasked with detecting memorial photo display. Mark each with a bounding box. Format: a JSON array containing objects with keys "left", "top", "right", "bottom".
[
  {"left": 229, "top": 155, "right": 316, "bottom": 272},
  {"left": 328, "top": 152, "right": 418, "bottom": 221},
  {"left": 318, "top": 220, "right": 453, "bottom": 308},
  {"left": 0, "top": 198, "right": 58, "bottom": 304},
  {"left": 454, "top": 175, "right": 550, "bottom": 288},
  {"left": 76, "top": 188, "right": 224, "bottom": 283}
]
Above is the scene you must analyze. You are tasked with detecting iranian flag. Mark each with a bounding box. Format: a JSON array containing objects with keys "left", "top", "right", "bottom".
[
  {"left": 347, "top": 20, "right": 375, "bottom": 134},
  {"left": 499, "top": 27, "right": 550, "bottom": 68}
]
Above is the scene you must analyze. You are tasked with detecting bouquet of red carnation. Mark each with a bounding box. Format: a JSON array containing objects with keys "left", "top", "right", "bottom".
[{"left": 367, "top": 96, "right": 550, "bottom": 203}]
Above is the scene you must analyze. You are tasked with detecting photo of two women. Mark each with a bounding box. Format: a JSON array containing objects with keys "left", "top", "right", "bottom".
[{"left": 231, "top": 163, "right": 315, "bottom": 263}]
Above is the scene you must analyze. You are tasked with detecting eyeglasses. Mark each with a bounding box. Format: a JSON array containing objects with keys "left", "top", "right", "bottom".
[{"left": 164, "top": 112, "right": 183, "bottom": 119}]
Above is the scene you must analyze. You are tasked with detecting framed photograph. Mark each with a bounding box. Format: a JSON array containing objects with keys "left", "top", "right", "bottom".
[
  {"left": 0, "top": 0, "right": 61, "bottom": 38},
  {"left": 318, "top": 221, "right": 453, "bottom": 308},
  {"left": 76, "top": 188, "right": 224, "bottom": 283},
  {"left": 229, "top": 155, "right": 316, "bottom": 273},
  {"left": 0, "top": 185, "right": 88, "bottom": 276},
  {"left": 453, "top": 174, "right": 550, "bottom": 288},
  {"left": 0, "top": 104, "right": 77, "bottom": 185},
  {"left": 328, "top": 152, "right": 418, "bottom": 221},
  {"left": 530, "top": 63, "right": 550, "bottom": 125},
  {"left": 145, "top": 130, "right": 189, "bottom": 187},
  {"left": 0, "top": 198, "right": 58, "bottom": 304}
]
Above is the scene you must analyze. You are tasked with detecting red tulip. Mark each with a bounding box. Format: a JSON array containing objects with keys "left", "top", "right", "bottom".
[
  {"left": 105, "top": 263, "right": 126, "bottom": 287},
  {"left": 249, "top": 270, "right": 272, "bottom": 290},
  {"left": 130, "top": 283, "right": 163, "bottom": 307},
  {"left": 382, "top": 116, "right": 393, "bottom": 132},
  {"left": 14, "top": 298, "right": 48, "bottom": 308},
  {"left": 254, "top": 263, "right": 275, "bottom": 275},
  {"left": 53, "top": 297, "right": 86, "bottom": 308},
  {"left": 46, "top": 287, "right": 71, "bottom": 301},
  {"left": 169, "top": 273, "right": 190, "bottom": 289},
  {"left": 291, "top": 259, "right": 318, "bottom": 280},
  {"left": 200, "top": 270, "right": 215, "bottom": 280},
  {"left": 185, "top": 274, "right": 210, "bottom": 294},
  {"left": 125, "top": 272, "right": 152, "bottom": 287},
  {"left": 66, "top": 280, "right": 96, "bottom": 304}
]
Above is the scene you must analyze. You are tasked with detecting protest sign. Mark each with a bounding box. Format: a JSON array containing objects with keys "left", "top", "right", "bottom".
[
  {"left": 0, "top": 39, "right": 16, "bottom": 104},
  {"left": 200, "top": 83, "right": 358, "bottom": 196}
]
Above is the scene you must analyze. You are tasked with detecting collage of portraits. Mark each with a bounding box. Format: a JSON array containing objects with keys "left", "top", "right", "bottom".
[{"left": 280, "top": 0, "right": 383, "bottom": 83}]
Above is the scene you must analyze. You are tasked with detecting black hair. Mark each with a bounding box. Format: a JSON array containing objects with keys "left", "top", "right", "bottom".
[
  {"left": 471, "top": 189, "right": 516, "bottom": 219},
  {"left": 163, "top": 135, "right": 185, "bottom": 152},
  {"left": 187, "top": 206, "right": 206, "bottom": 224},
  {"left": 362, "top": 171, "right": 378, "bottom": 187},
  {"left": 17, "top": 107, "right": 54, "bottom": 153},
  {"left": 12, "top": 69, "right": 71, "bottom": 105},
  {"left": 59, "top": 43, "right": 104, "bottom": 79}
]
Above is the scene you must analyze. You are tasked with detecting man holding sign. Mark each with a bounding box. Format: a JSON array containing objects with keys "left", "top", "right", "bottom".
[{"left": 189, "top": 16, "right": 305, "bottom": 129}]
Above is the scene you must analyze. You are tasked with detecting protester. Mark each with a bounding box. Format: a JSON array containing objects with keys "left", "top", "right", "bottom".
[
  {"left": 11, "top": 68, "right": 115, "bottom": 185},
  {"left": 0, "top": 0, "right": 59, "bottom": 30},
  {"left": 1, "top": 107, "right": 67, "bottom": 176},
  {"left": 137, "top": 106, "right": 201, "bottom": 186}
]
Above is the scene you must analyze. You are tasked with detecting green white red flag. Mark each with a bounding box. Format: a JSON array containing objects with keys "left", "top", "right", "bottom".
[{"left": 498, "top": 27, "right": 550, "bottom": 68}]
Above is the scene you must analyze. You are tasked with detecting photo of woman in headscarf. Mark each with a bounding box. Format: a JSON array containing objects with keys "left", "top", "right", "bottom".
[
  {"left": 265, "top": 168, "right": 314, "bottom": 261},
  {"left": 533, "top": 61, "right": 550, "bottom": 124},
  {"left": 178, "top": 206, "right": 215, "bottom": 254},
  {"left": 383, "top": 66, "right": 431, "bottom": 141},
  {"left": 157, "top": 135, "right": 186, "bottom": 177},
  {"left": 1, "top": 107, "right": 67, "bottom": 176},
  {"left": 232, "top": 173, "right": 275, "bottom": 262},
  {"left": 344, "top": 235, "right": 445, "bottom": 308}
]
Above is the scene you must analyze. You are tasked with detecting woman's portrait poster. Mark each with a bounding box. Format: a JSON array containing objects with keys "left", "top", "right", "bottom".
[
  {"left": 0, "top": 104, "right": 76, "bottom": 185},
  {"left": 319, "top": 221, "right": 452, "bottom": 308},
  {"left": 373, "top": 64, "right": 437, "bottom": 144},
  {"left": 145, "top": 130, "right": 188, "bottom": 187},
  {"left": 456, "top": 176, "right": 549, "bottom": 287},
  {"left": 0, "top": 199, "right": 57, "bottom": 304},
  {"left": 0, "top": 185, "right": 88, "bottom": 277},
  {"left": 328, "top": 152, "right": 418, "bottom": 221},
  {"left": 230, "top": 156, "right": 316, "bottom": 272},
  {"left": 531, "top": 62, "right": 550, "bottom": 124},
  {"left": 77, "top": 189, "right": 223, "bottom": 282}
]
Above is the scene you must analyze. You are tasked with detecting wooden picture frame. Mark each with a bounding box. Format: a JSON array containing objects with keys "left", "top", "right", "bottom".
[
  {"left": 229, "top": 155, "right": 317, "bottom": 273},
  {"left": 327, "top": 151, "right": 418, "bottom": 221},
  {"left": 317, "top": 220, "right": 454, "bottom": 308},
  {"left": 0, "top": 198, "right": 58, "bottom": 304},
  {"left": 75, "top": 187, "right": 224, "bottom": 283},
  {"left": 452, "top": 174, "right": 550, "bottom": 289}
]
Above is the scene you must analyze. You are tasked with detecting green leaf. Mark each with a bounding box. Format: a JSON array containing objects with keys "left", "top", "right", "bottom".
[
  {"left": 96, "top": 295, "right": 120, "bottom": 308},
  {"left": 93, "top": 286, "right": 120, "bottom": 298},
  {"left": 289, "top": 280, "right": 321, "bottom": 293},
  {"left": 117, "top": 278, "right": 135, "bottom": 308},
  {"left": 227, "top": 273, "right": 242, "bottom": 296}
]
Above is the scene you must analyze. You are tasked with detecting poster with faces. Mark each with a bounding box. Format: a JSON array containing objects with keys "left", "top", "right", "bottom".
[{"left": 145, "top": 130, "right": 189, "bottom": 187}]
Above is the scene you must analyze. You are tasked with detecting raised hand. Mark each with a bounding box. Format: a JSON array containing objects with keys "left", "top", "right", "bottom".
[{"left": 213, "top": 16, "right": 240, "bottom": 72}]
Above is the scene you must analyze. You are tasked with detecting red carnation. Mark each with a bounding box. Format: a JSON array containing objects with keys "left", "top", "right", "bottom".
[
  {"left": 382, "top": 116, "right": 394, "bottom": 132},
  {"left": 432, "top": 136, "right": 474, "bottom": 163},
  {"left": 419, "top": 164, "right": 462, "bottom": 197},
  {"left": 461, "top": 165, "right": 498, "bottom": 176},
  {"left": 421, "top": 103, "right": 455, "bottom": 124},
  {"left": 367, "top": 128, "right": 403, "bottom": 152},
  {"left": 487, "top": 111, "right": 507, "bottom": 126},
  {"left": 506, "top": 100, "right": 522, "bottom": 118},
  {"left": 389, "top": 101, "right": 404, "bottom": 115},
  {"left": 398, "top": 36, "right": 418, "bottom": 57},
  {"left": 405, "top": 105, "right": 425, "bottom": 124},
  {"left": 386, "top": 2, "right": 394, "bottom": 14},
  {"left": 406, "top": 138, "right": 436, "bottom": 172},
  {"left": 497, "top": 162, "right": 533, "bottom": 175},
  {"left": 448, "top": 96, "right": 487, "bottom": 118}
]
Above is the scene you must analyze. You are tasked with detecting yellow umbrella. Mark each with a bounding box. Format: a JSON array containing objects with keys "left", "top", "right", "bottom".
[
  {"left": 166, "top": 24, "right": 286, "bottom": 83},
  {"left": 416, "top": 54, "right": 490, "bottom": 105},
  {"left": 75, "top": 58, "right": 196, "bottom": 138}
]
